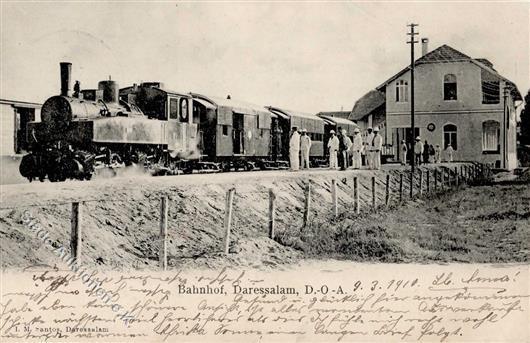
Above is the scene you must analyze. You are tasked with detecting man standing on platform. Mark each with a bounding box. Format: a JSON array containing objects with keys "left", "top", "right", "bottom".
[
  {"left": 342, "top": 128, "right": 352, "bottom": 170},
  {"left": 327, "top": 130, "right": 339, "bottom": 169},
  {"left": 300, "top": 129, "right": 312, "bottom": 170},
  {"left": 351, "top": 128, "right": 363, "bottom": 169},
  {"left": 289, "top": 127, "right": 300, "bottom": 171},
  {"left": 365, "top": 127, "right": 374, "bottom": 169},
  {"left": 400, "top": 140, "right": 408, "bottom": 165},
  {"left": 414, "top": 137, "right": 424, "bottom": 166},
  {"left": 372, "top": 127, "right": 383, "bottom": 170}
]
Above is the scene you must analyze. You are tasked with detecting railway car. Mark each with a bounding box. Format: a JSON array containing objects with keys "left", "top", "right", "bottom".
[
  {"left": 265, "top": 106, "right": 325, "bottom": 166},
  {"left": 190, "top": 93, "right": 277, "bottom": 171}
]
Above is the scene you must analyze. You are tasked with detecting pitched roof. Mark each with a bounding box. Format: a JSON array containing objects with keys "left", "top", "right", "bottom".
[
  {"left": 415, "top": 44, "right": 471, "bottom": 64},
  {"left": 475, "top": 58, "right": 496, "bottom": 70},
  {"left": 375, "top": 44, "right": 522, "bottom": 101},
  {"left": 349, "top": 90, "right": 385, "bottom": 121}
]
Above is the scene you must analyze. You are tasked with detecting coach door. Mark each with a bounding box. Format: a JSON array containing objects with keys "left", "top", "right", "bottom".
[{"left": 233, "top": 113, "right": 244, "bottom": 155}]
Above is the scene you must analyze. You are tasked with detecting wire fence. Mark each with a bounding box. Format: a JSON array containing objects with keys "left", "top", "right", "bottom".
[{"left": 3, "top": 162, "right": 491, "bottom": 270}]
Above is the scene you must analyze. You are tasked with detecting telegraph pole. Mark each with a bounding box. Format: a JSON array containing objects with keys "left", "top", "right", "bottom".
[{"left": 407, "top": 23, "right": 419, "bottom": 173}]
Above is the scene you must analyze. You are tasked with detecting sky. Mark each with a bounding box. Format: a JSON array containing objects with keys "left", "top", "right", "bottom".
[{"left": 1, "top": 1, "right": 529, "bottom": 113}]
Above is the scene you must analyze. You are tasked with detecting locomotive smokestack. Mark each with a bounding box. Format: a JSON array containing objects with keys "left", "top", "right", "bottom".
[{"left": 60, "top": 62, "right": 72, "bottom": 97}]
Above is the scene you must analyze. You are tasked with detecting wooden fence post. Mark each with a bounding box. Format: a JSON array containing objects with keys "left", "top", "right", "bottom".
[
  {"left": 303, "top": 183, "right": 312, "bottom": 227},
  {"left": 353, "top": 177, "right": 360, "bottom": 215},
  {"left": 159, "top": 196, "right": 168, "bottom": 270},
  {"left": 426, "top": 170, "right": 430, "bottom": 193},
  {"left": 399, "top": 173, "right": 404, "bottom": 202},
  {"left": 223, "top": 188, "right": 235, "bottom": 254},
  {"left": 454, "top": 167, "right": 459, "bottom": 187},
  {"left": 71, "top": 202, "right": 82, "bottom": 263},
  {"left": 409, "top": 171, "right": 414, "bottom": 198},
  {"left": 371, "top": 176, "right": 376, "bottom": 209},
  {"left": 385, "top": 174, "right": 390, "bottom": 206},
  {"left": 441, "top": 170, "right": 445, "bottom": 190},
  {"left": 419, "top": 170, "right": 423, "bottom": 196},
  {"left": 331, "top": 179, "right": 338, "bottom": 218},
  {"left": 268, "top": 189, "right": 276, "bottom": 240}
]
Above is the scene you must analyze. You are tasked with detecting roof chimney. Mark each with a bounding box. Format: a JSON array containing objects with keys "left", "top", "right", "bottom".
[
  {"left": 421, "top": 38, "right": 429, "bottom": 57},
  {"left": 60, "top": 62, "right": 72, "bottom": 97}
]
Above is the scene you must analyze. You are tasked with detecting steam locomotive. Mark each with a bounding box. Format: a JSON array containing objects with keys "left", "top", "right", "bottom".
[{"left": 19, "top": 63, "right": 359, "bottom": 182}]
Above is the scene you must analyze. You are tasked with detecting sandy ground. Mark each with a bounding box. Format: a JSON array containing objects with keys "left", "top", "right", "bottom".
[{"left": 1, "top": 163, "right": 477, "bottom": 270}]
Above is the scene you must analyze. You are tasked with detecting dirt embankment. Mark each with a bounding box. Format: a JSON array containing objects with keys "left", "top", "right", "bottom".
[{"left": 3, "top": 163, "right": 523, "bottom": 270}]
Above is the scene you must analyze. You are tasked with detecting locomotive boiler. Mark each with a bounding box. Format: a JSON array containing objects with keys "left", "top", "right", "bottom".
[{"left": 19, "top": 62, "right": 199, "bottom": 182}]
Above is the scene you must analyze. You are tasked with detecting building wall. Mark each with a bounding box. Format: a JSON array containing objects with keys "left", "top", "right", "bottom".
[
  {"left": 385, "top": 61, "right": 518, "bottom": 168},
  {"left": 0, "top": 103, "right": 15, "bottom": 156}
]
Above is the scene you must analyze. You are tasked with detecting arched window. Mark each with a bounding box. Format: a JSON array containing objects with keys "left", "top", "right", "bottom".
[
  {"left": 395, "top": 80, "right": 408, "bottom": 102},
  {"left": 444, "top": 74, "right": 457, "bottom": 100},
  {"left": 482, "top": 120, "right": 500, "bottom": 152},
  {"left": 443, "top": 124, "right": 457, "bottom": 150}
]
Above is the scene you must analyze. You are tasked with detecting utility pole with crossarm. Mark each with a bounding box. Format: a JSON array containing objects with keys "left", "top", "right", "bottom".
[{"left": 407, "top": 23, "right": 419, "bottom": 173}]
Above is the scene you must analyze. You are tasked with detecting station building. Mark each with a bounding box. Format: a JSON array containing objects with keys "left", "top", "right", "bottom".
[{"left": 350, "top": 42, "right": 523, "bottom": 169}]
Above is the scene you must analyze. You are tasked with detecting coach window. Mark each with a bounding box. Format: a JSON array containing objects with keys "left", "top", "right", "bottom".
[
  {"left": 444, "top": 74, "right": 457, "bottom": 100},
  {"left": 179, "top": 98, "right": 189, "bottom": 123},
  {"left": 169, "top": 98, "right": 178, "bottom": 120}
]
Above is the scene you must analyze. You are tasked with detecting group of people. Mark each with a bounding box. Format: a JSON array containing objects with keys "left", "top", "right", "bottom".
[
  {"left": 288, "top": 127, "right": 312, "bottom": 171},
  {"left": 400, "top": 138, "right": 454, "bottom": 166},
  {"left": 289, "top": 126, "right": 457, "bottom": 171},
  {"left": 288, "top": 126, "right": 384, "bottom": 172},
  {"left": 328, "top": 126, "right": 383, "bottom": 171}
]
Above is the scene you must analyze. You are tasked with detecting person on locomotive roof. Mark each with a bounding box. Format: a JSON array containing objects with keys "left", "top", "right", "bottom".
[
  {"left": 289, "top": 127, "right": 300, "bottom": 171},
  {"left": 300, "top": 129, "right": 312, "bottom": 170},
  {"left": 372, "top": 127, "right": 383, "bottom": 170},
  {"left": 350, "top": 128, "right": 363, "bottom": 170},
  {"left": 327, "top": 130, "right": 339, "bottom": 170}
]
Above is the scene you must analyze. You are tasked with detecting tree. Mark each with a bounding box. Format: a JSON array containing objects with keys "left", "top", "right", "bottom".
[{"left": 520, "top": 90, "right": 530, "bottom": 145}]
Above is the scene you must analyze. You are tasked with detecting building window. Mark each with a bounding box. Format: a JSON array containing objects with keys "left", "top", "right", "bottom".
[
  {"left": 443, "top": 74, "right": 457, "bottom": 100},
  {"left": 222, "top": 125, "right": 228, "bottom": 136},
  {"left": 482, "top": 120, "right": 500, "bottom": 152},
  {"left": 169, "top": 98, "right": 178, "bottom": 119},
  {"left": 443, "top": 124, "right": 457, "bottom": 150},
  {"left": 395, "top": 80, "right": 408, "bottom": 102},
  {"left": 482, "top": 80, "right": 500, "bottom": 104}
]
